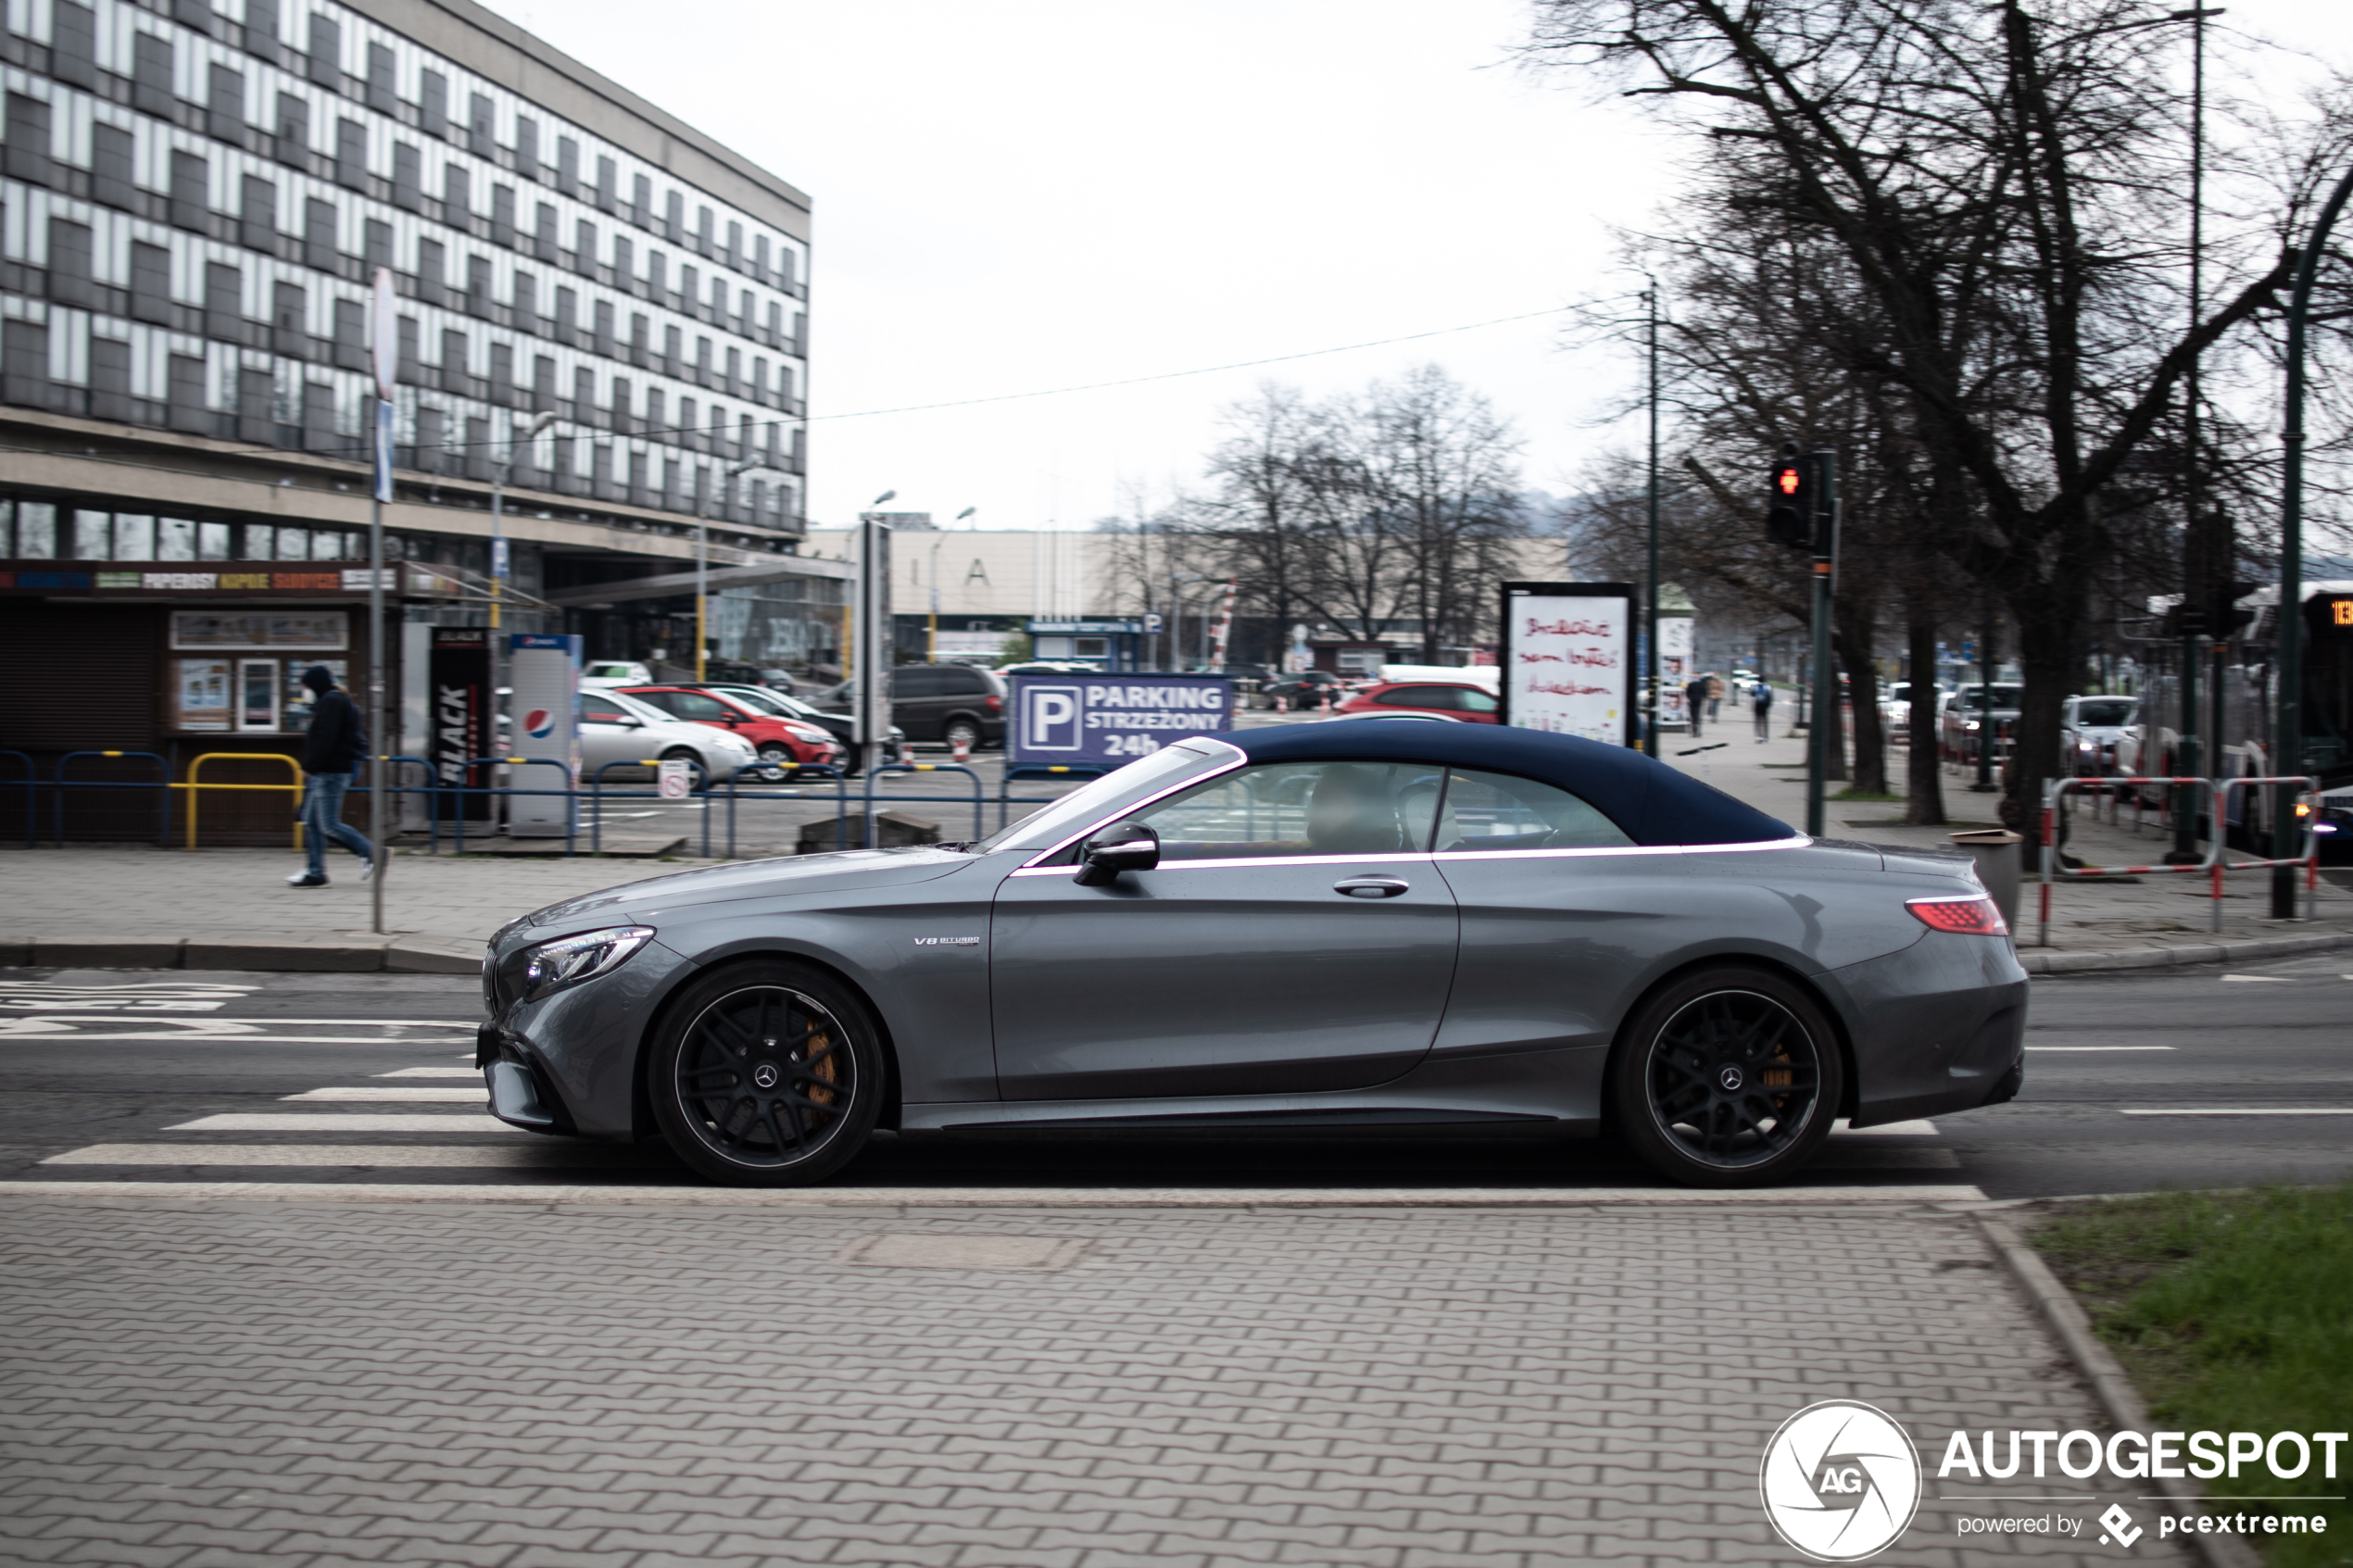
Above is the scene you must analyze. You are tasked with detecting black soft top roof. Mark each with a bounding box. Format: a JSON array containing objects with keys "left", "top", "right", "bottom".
[{"left": 1227, "top": 720, "right": 1794, "bottom": 847}]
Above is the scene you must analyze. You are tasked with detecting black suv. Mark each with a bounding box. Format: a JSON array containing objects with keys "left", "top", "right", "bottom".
[{"left": 820, "top": 663, "right": 1007, "bottom": 749}]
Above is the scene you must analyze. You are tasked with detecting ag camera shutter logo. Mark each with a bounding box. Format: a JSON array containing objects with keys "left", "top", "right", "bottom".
[{"left": 1759, "top": 1400, "right": 1922, "bottom": 1561}]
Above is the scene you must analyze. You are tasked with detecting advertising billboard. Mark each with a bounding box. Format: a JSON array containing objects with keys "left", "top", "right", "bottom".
[
  {"left": 1498, "top": 582, "right": 1636, "bottom": 746},
  {"left": 426, "top": 628, "right": 492, "bottom": 822},
  {"left": 508, "top": 633, "right": 581, "bottom": 837},
  {"left": 1009, "top": 673, "right": 1232, "bottom": 770}
]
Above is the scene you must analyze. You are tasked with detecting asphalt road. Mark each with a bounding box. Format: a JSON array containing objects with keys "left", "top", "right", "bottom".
[{"left": 1, "top": 955, "right": 2346, "bottom": 1198}]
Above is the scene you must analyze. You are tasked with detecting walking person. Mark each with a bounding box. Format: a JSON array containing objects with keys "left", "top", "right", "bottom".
[
  {"left": 1753, "top": 679, "right": 1774, "bottom": 741},
  {"left": 1705, "top": 671, "right": 1724, "bottom": 722},
  {"left": 286, "top": 664, "right": 375, "bottom": 888},
  {"left": 1684, "top": 674, "right": 1709, "bottom": 737}
]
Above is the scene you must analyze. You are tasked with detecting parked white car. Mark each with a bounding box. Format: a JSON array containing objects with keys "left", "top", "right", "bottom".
[
  {"left": 582, "top": 660, "right": 656, "bottom": 689},
  {"left": 578, "top": 687, "right": 760, "bottom": 785}
]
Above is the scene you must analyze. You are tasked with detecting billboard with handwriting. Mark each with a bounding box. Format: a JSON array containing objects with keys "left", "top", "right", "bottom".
[{"left": 1498, "top": 582, "right": 1636, "bottom": 746}]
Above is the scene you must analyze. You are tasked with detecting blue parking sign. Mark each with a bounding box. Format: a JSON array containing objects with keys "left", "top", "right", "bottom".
[{"left": 1009, "top": 673, "right": 1232, "bottom": 769}]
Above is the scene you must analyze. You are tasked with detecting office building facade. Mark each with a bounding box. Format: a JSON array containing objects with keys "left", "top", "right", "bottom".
[{"left": 0, "top": 0, "right": 835, "bottom": 833}]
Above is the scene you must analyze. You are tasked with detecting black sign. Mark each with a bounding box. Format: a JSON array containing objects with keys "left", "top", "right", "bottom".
[
  {"left": 2306, "top": 595, "right": 2353, "bottom": 640},
  {"left": 428, "top": 628, "right": 491, "bottom": 820}
]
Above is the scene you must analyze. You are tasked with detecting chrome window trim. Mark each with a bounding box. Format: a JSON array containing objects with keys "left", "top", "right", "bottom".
[
  {"left": 1014, "top": 739, "right": 1248, "bottom": 869},
  {"left": 1010, "top": 851, "right": 1434, "bottom": 879},
  {"left": 1427, "top": 834, "right": 1811, "bottom": 864}
]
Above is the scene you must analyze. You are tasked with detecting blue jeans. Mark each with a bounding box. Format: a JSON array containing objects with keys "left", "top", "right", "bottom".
[{"left": 302, "top": 771, "right": 374, "bottom": 878}]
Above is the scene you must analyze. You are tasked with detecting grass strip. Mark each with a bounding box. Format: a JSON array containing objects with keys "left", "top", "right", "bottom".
[{"left": 2033, "top": 1185, "right": 2353, "bottom": 1566}]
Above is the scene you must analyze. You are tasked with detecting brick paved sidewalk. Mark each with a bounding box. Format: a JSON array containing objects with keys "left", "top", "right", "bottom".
[{"left": 0, "top": 1194, "right": 2187, "bottom": 1567}]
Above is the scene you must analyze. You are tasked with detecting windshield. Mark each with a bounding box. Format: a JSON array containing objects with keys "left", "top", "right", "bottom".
[
  {"left": 971, "top": 740, "right": 1239, "bottom": 853},
  {"left": 599, "top": 689, "right": 672, "bottom": 724},
  {"left": 713, "top": 684, "right": 798, "bottom": 718},
  {"left": 2072, "top": 699, "right": 2134, "bottom": 727},
  {"left": 1960, "top": 686, "right": 2022, "bottom": 711}
]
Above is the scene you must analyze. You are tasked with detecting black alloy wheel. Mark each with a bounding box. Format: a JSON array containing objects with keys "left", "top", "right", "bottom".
[
  {"left": 1611, "top": 966, "right": 1843, "bottom": 1187},
  {"left": 648, "top": 960, "right": 884, "bottom": 1185}
]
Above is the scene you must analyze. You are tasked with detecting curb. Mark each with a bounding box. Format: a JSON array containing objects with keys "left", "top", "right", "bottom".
[
  {"left": 2018, "top": 928, "right": 2353, "bottom": 974},
  {"left": 0, "top": 935, "right": 480, "bottom": 974},
  {"left": 1970, "top": 1210, "right": 2260, "bottom": 1568}
]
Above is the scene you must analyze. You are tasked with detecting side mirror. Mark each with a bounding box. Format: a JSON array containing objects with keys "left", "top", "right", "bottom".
[
  {"left": 621, "top": 716, "right": 644, "bottom": 728},
  {"left": 1074, "top": 821, "right": 1159, "bottom": 886}
]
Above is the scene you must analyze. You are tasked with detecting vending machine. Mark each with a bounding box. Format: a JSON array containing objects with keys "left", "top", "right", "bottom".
[{"left": 507, "top": 633, "right": 581, "bottom": 837}]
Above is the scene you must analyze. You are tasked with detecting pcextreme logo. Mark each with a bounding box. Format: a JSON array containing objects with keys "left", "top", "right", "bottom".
[{"left": 1759, "top": 1400, "right": 1923, "bottom": 1562}]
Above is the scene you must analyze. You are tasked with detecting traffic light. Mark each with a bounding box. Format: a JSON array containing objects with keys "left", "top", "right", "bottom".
[{"left": 1767, "top": 445, "right": 1814, "bottom": 551}]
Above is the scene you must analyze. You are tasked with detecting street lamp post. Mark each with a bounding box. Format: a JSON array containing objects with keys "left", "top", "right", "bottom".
[
  {"left": 1643, "top": 282, "right": 1661, "bottom": 755},
  {"left": 490, "top": 409, "right": 557, "bottom": 716}
]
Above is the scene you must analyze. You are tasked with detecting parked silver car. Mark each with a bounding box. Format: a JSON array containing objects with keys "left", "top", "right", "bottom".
[
  {"left": 578, "top": 687, "right": 759, "bottom": 786},
  {"left": 477, "top": 721, "right": 2027, "bottom": 1190}
]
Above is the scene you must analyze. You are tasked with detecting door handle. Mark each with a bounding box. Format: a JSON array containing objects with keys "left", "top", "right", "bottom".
[{"left": 1334, "top": 876, "right": 1409, "bottom": 898}]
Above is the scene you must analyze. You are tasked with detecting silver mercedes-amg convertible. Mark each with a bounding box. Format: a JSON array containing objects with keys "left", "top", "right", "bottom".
[{"left": 476, "top": 720, "right": 2026, "bottom": 1187}]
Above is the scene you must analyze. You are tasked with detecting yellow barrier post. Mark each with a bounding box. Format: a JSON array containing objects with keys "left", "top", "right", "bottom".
[{"left": 174, "top": 753, "right": 307, "bottom": 850}]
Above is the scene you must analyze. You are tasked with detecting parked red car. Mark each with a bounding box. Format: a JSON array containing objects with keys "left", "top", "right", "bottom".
[
  {"left": 619, "top": 685, "right": 846, "bottom": 779},
  {"left": 1331, "top": 681, "right": 1501, "bottom": 722}
]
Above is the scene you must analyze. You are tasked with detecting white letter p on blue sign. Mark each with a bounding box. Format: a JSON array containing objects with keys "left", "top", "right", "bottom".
[{"left": 1026, "top": 686, "right": 1080, "bottom": 751}]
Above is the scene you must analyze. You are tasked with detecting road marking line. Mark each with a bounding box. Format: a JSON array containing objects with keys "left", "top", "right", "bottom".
[
  {"left": 0, "top": 1181, "right": 1989, "bottom": 1207},
  {"left": 40, "top": 1144, "right": 636, "bottom": 1168},
  {"left": 0, "top": 1014, "right": 473, "bottom": 1026},
  {"left": 2028, "top": 1046, "right": 2174, "bottom": 1051},
  {"left": 281, "top": 1087, "right": 484, "bottom": 1102},
  {"left": 2221, "top": 974, "right": 2296, "bottom": 984},
  {"left": 0, "top": 1034, "right": 472, "bottom": 1045},
  {"left": 374, "top": 1067, "right": 481, "bottom": 1079},
  {"left": 1832, "top": 1119, "right": 1939, "bottom": 1136},
  {"left": 164, "top": 1113, "right": 516, "bottom": 1133},
  {"left": 2121, "top": 1109, "right": 2353, "bottom": 1116}
]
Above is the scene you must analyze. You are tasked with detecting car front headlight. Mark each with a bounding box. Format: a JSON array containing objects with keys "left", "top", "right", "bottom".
[{"left": 518, "top": 925, "right": 655, "bottom": 1006}]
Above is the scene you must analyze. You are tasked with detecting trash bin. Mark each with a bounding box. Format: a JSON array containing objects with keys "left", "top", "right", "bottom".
[{"left": 1948, "top": 829, "right": 2023, "bottom": 928}]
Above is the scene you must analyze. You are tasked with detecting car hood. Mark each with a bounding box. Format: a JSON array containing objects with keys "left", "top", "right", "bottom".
[{"left": 522, "top": 846, "right": 980, "bottom": 932}]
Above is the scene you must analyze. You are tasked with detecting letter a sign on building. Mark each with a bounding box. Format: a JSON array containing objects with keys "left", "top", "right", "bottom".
[{"left": 1499, "top": 582, "right": 1636, "bottom": 746}]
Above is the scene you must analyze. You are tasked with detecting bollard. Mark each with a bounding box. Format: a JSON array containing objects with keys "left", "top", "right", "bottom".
[
  {"left": 1276, "top": 696, "right": 1288, "bottom": 713},
  {"left": 951, "top": 736, "right": 971, "bottom": 763},
  {"left": 1950, "top": 828, "right": 2023, "bottom": 931}
]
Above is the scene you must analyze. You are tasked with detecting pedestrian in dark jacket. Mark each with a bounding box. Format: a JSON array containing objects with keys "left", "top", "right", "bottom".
[
  {"left": 288, "top": 665, "right": 374, "bottom": 887},
  {"left": 1753, "top": 680, "right": 1774, "bottom": 741},
  {"left": 1684, "top": 675, "right": 1708, "bottom": 736}
]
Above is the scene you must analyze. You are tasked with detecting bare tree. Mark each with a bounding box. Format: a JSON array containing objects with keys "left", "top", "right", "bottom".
[{"left": 1524, "top": 0, "right": 2336, "bottom": 847}]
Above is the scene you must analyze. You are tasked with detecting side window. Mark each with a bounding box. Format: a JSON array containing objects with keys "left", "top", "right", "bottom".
[
  {"left": 582, "top": 698, "right": 630, "bottom": 724},
  {"left": 894, "top": 667, "right": 945, "bottom": 697},
  {"left": 1458, "top": 687, "right": 1499, "bottom": 714},
  {"left": 625, "top": 690, "right": 683, "bottom": 716},
  {"left": 1435, "top": 768, "right": 1632, "bottom": 852},
  {"left": 947, "top": 668, "right": 991, "bottom": 694},
  {"left": 1124, "top": 760, "right": 1445, "bottom": 861},
  {"left": 1374, "top": 685, "right": 1436, "bottom": 709},
  {"left": 665, "top": 693, "right": 735, "bottom": 721}
]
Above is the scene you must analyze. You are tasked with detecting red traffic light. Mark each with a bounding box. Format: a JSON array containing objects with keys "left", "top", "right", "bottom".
[{"left": 1776, "top": 465, "right": 1803, "bottom": 496}]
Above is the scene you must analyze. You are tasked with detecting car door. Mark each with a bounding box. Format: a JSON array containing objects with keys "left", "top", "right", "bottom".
[
  {"left": 989, "top": 758, "right": 1459, "bottom": 1101},
  {"left": 577, "top": 694, "right": 648, "bottom": 777},
  {"left": 1422, "top": 767, "right": 1693, "bottom": 1110}
]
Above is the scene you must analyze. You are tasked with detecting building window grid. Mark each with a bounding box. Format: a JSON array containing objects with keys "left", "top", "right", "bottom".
[
  {"left": 5, "top": 5, "right": 810, "bottom": 295},
  {"left": 0, "top": 8, "right": 808, "bottom": 532}
]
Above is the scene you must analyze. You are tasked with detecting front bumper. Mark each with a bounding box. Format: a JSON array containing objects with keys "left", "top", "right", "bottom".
[{"left": 476, "top": 935, "right": 693, "bottom": 1137}]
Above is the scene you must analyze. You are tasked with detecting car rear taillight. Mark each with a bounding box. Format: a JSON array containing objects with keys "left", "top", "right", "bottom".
[
  {"left": 1906, "top": 896, "right": 2008, "bottom": 936},
  {"left": 986, "top": 694, "right": 1003, "bottom": 711}
]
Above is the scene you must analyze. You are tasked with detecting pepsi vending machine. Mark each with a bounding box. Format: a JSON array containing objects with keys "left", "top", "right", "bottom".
[{"left": 507, "top": 633, "right": 581, "bottom": 837}]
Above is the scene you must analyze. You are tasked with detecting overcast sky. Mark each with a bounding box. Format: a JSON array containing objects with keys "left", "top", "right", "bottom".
[{"left": 484, "top": 1, "right": 2345, "bottom": 533}]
